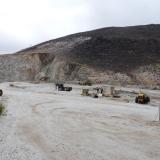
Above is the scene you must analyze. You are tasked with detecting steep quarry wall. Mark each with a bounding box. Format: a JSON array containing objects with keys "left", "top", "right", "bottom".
[
  {"left": 0, "top": 53, "right": 42, "bottom": 82},
  {"left": 0, "top": 24, "right": 160, "bottom": 86}
]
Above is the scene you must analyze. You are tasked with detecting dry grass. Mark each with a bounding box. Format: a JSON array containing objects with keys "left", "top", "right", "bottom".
[{"left": 0, "top": 103, "right": 5, "bottom": 115}]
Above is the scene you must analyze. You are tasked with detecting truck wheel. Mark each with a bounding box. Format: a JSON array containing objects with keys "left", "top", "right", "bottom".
[
  {"left": 0, "top": 89, "right": 3, "bottom": 96},
  {"left": 147, "top": 97, "right": 150, "bottom": 102},
  {"left": 135, "top": 97, "right": 138, "bottom": 103},
  {"left": 145, "top": 97, "right": 150, "bottom": 103}
]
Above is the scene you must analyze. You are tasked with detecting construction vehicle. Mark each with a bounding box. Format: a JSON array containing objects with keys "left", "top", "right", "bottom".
[
  {"left": 55, "top": 83, "right": 72, "bottom": 91},
  {"left": 81, "top": 89, "right": 90, "bottom": 96},
  {"left": 93, "top": 87, "right": 103, "bottom": 94},
  {"left": 135, "top": 92, "right": 150, "bottom": 104},
  {"left": 81, "top": 89, "right": 99, "bottom": 98},
  {"left": 103, "top": 86, "right": 120, "bottom": 98},
  {"left": 0, "top": 89, "right": 3, "bottom": 96}
]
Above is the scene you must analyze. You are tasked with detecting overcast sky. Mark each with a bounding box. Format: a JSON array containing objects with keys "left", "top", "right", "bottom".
[{"left": 0, "top": 0, "right": 160, "bottom": 54}]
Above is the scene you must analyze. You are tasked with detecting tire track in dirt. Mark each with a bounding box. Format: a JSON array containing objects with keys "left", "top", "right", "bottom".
[
  {"left": 31, "top": 101, "right": 56, "bottom": 114},
  {"left": 31, "top": 100, "right": 66, "bottom": 115},
  {"left": 18, "top": 124, "right": 58, "bottom": 160}
]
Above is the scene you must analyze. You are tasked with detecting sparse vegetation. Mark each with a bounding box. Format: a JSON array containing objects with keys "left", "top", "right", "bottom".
[
  {"left": 0, "top": 103, "right": 5, "bottom": 116},
  {"left": 79, "top": 79, "right": 92, "bottom": 86}
]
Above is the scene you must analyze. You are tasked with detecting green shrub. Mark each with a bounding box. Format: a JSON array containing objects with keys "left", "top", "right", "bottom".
[{"left": 0, "top": 103, "right": 5, "bottom": 115}]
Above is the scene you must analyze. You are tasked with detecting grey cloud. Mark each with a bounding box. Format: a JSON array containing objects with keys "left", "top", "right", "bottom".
[
  {"left": 89, "top": 0, "right": 160, "bottom": 27},
  {"left": 0, "top": 33, "right": 30, "bottom": 53},
  {"left": 0, "top": 0, "right": 160, "bottom": 54}
]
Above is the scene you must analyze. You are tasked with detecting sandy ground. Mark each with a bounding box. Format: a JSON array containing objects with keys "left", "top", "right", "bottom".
[{"left": 0, "top": 82, "right": 160, "bottom": 160}]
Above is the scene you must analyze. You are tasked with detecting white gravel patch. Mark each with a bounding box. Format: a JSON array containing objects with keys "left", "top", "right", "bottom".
[{"left": 0, "top": 82, "right": 160, "bottom": 160}]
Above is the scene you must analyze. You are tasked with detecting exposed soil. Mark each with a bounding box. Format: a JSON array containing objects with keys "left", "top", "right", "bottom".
[{"left": 0, "top": 82, "right": 160, "bottom": 160}]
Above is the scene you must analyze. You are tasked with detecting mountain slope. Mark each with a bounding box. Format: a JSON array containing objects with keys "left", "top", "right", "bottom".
[{"left": 0, "top": 24, "right": 160, "bottom": 85}]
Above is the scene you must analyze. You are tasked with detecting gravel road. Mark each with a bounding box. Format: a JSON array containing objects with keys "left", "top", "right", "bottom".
[{"left": 0, "top": 82, "right": 160, "bottom": 160}]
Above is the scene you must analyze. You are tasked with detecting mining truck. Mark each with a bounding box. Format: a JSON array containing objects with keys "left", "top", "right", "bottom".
[
  {"left": 55, "top": 83, "right": 72, "bottom": 91},
  {"left": 135, "top": 92, "right": 150, "bottom": 104}
]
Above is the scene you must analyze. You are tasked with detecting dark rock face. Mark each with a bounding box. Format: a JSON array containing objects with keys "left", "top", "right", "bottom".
[
  {"left": 0, "top": 24, "right": 160, "bottom": 85},
  {"left": 70, "top": 37, "right": 160, "bottom": 72}
]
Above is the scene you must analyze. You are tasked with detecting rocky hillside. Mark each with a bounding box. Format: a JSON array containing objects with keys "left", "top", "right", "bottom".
[{"left": 0, "top": 24, "right": 160, "bottom": 86}]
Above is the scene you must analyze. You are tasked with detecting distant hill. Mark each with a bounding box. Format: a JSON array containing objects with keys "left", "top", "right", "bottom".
[{"left": 0, "top": 24, "right": 160, "bottom": 86}]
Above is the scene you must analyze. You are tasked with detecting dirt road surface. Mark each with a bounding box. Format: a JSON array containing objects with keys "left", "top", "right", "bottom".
[{"left": 0, "top": 82, "right": 160, "bottom": 160}]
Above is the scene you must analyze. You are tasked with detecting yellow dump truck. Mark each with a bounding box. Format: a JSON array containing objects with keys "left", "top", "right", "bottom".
[{"left": 135, "top": 92, "right": 150, "bottom": 104}]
